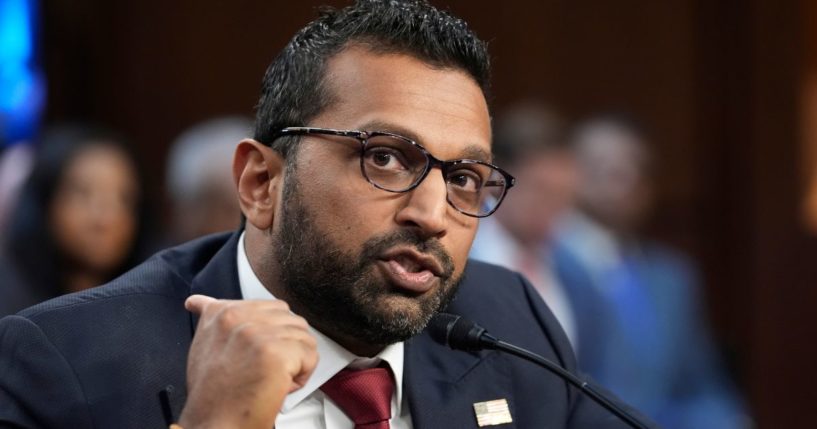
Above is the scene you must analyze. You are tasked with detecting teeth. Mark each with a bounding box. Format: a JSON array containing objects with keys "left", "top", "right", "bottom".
[{"left": 396, "top": 256, "right": 421, "bottom": 273}]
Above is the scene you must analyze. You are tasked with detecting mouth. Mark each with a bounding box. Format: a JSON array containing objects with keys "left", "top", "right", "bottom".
[{"left": 377, "top": 247, "right": 446, "bottom": 294}]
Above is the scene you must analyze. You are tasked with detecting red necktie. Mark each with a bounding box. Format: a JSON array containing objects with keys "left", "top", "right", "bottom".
[{"left": 320, "top": 365, "right": 395, "bottom": 429}]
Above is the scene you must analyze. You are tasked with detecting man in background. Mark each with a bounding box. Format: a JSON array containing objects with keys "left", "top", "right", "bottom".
[
  {"left": 557, "top": 115, "right": 750, "bottom": 429},
  {"left": 470, "top": 101, "right": 583, "bottom": 348},
  {"left": 165, "top": 116, "right": 252, "bottom": 243}
]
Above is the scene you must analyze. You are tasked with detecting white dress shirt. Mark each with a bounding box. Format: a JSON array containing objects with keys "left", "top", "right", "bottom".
[{"left": 236, "top": 233, "right": 414, "bottom": 429}]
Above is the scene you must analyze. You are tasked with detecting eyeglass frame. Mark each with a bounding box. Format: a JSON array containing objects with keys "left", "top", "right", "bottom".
[{"left": 266, "top": 126, "right": 516, "bottom": 218}]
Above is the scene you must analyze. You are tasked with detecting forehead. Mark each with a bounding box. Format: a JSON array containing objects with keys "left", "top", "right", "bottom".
[
  {"left": 578, "top": 126, "right": 646, "bottom": 167},
  {"left": 311, "top": 46, "right": 492, "bottom": 161},
  {"left": 67, "top": 144, "right": 133, "bottom": 175}
]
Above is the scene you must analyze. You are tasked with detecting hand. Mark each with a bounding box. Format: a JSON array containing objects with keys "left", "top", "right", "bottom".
[{"left": 178, "top": 295, "right": 318, "bottom": 429}]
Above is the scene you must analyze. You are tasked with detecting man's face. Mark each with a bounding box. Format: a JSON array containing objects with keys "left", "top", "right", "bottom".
[
  {"left": 498, "top": 151, "right": 577, "bottom": 246},
  {"left": 269, "top": 46, "right": 491, "bottom": 353},
  {"left": 576, "top": 126, "right": 652, "bottom": 232}
]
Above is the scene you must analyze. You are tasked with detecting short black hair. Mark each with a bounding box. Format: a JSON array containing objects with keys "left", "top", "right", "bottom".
[{"left": 253, "top": 0, "right": 491, "bottom": 157}]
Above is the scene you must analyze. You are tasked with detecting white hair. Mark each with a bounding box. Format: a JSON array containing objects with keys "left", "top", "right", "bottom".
[{"left": 166, "top": 116, "right": 253, "bottom": 202}]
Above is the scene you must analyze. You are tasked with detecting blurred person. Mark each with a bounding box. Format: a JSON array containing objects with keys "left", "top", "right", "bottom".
[
  {"left": 0, "top": 141, "right": 34, "bottom": 239},
  {"left": 0, "top": 2, "right": 659, "bottom": 428},
  {"left": 556, "top": 114, "right": 750, "bottom": 429},
  {"left": 0, "top": 124, "right": 154, "bottom": 316},
  {"left": 469, "top": 101, "right": 583, "bottom": 347},
  {"left": 165, "top": 116, "right": 252, "bottom": 243}
]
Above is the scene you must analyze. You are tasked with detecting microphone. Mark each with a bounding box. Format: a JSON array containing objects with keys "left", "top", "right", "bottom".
[{"left": 428, "top": 313, "right": 650, "bottom": 429}]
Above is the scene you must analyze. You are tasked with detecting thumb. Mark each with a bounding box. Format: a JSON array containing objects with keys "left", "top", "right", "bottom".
[{"left": 185, "top": 294, "right": 217, "bottom": 314}]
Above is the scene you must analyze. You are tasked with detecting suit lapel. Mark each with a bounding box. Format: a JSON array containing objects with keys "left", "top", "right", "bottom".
[
  {"left": 404, "top": 328, "right": 517, "bottom": 428},
  {"left": 188, "top": 231, "right": 244, "bottom": 332},
  {"left": 153, "top": 232, "right": 243, "bottom": 424}
]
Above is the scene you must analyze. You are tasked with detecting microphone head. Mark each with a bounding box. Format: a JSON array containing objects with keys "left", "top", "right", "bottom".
[
  {"left": 428, "top": 312, "right": 488, "bottom": 351},
  {"left": 427, "top": 312, "right": 460, "bottom": 346}
]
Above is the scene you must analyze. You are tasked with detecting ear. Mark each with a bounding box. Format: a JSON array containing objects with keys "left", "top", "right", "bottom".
[{"left": 233, "top": 139, "right": 285, "bottom": 230}]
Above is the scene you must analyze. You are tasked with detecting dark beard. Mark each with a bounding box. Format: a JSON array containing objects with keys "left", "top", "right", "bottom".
[{"left": 273, "top": 174, "right": 462, "bottom": 348}]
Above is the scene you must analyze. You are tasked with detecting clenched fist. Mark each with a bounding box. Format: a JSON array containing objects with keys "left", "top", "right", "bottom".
[{"left": 177, "top": 295, "right": 318, "bottom": 429}]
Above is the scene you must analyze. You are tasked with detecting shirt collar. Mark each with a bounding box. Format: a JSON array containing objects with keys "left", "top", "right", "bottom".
[{"left": 236, "top": 232, "right": 406, "bottom": 413}]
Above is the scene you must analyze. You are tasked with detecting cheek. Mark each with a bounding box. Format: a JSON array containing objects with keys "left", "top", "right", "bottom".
[
  {"left": 51, "top": 191, "right": 137, "bottom": 260},
  {"left": 107, "top": 211, "right": 137, "bottom": 245},
  {"left": 299, "top": 163, "right": 394, "bottom": 245},
  {"left": 50, "top": 200, "right": 85, "bottom": 249},
  {"left": 443, "top": 218, "right": 478, "bottom": 275}
]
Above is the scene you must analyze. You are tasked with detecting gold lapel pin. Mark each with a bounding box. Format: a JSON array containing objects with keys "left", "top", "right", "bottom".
[{"left": 473, "top": 398, "right": 513, "bottom": 427}]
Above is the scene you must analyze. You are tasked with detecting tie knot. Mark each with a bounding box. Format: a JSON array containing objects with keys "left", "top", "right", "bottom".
[{"left": 320, "top": 364, "right": 395, "bottom": 429}]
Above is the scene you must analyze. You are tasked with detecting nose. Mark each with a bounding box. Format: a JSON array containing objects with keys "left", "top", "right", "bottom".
[
  {"left": 394, "top": 168, "right": 448, "bottom": 239},
  {"left": 87, "top": 192, "right": 127, "bottom": 229}
]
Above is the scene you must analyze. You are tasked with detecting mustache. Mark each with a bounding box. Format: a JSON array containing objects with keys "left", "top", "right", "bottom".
[{"left": 359, "top": 229, "right": 455, "bottom": 279}]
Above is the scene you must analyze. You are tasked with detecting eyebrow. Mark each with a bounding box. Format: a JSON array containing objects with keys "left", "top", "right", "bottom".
[{"left": 357, "top": 120, "right": 494, "bottom": 164}]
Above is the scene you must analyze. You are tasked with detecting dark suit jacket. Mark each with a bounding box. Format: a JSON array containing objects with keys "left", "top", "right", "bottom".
[
  {"left": 0, "top": 232, "right": 654, "bottom": 428},
  {"left": 0, "top": 253, "right": 51, "bottom": 317}
]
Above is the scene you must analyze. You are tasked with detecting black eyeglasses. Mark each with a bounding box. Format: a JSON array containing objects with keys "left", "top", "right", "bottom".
[{"left": 268, "top": 127, "right": 515, "bottom": 218}]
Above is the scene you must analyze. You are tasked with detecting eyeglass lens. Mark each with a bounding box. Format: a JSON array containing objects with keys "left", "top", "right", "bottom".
[{"left": 361, "top": 134, "right": 506, "bottom": 216}]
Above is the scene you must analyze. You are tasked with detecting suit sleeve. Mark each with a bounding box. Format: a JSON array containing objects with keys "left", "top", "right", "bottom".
[
  {"left": 517, "top": 272, "right": 661, "bottom": 428},
  {"left": 0, "top": 315, "right": 92, "bottom": 428},
  {"left": 664, "top": 266, "right": 748, "bottom": 428}
]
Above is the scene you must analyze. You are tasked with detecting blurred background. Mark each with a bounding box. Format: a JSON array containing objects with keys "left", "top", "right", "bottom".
[{"left": 1, "top": 0, "right": 815, "bottom": 426}]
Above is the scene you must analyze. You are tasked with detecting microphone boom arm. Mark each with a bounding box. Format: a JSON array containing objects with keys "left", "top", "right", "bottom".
[
  {"left": 430, "top": 313, "right": 650, "bottom": 429},
  {"left": 485, "top": 337, "right": 648, "bottom": 429}
]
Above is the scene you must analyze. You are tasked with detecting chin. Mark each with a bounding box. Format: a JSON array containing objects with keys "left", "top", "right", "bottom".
[{"left": 375, "top": 293, "right": 428, "bottom": 317}]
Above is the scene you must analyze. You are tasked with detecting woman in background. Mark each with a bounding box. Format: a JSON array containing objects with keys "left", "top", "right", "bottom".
[{"left": 0, "top": 125, "right": 154, "bottom": 316}]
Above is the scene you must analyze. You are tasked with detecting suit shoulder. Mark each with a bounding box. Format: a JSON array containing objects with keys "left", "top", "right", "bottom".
[
  {"left": 459, "top": 259, "right": 552, "bottom": 330},
  {"left": 17, "top": 233, "right": 233, "bottom": 320},
  {"left": 460, "top": 259, "right": 532, "bottom": 303},
  {"left": 463, "top": 258, "right": 521, "bottom": 284}
]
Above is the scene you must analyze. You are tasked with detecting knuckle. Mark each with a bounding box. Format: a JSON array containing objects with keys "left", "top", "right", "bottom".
[
  {"left": 271, "top": 299, "right": 289, "bottom": 310},
  {"left": 302, "top": 333, "right": 318, "bottom": 349},
  {"left": 256, "top": 343, "right": 285, "bottom": 367},
  {"left": 235, "top": 323, "right": 259, "bottom": 343},
  {"left": 292, "top": 314, "right": 309, "bottom": 328},
  {"left": 216, "top": 305, "right": 241, "bottom": 329},
  {"left": 199, "top": 299, "right": 223, "bottom": 317},
  {"left": 304, "top": 342, "right": 318, "bottom": 361}
]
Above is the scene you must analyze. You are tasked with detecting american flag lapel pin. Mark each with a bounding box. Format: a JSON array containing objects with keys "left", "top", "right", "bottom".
[{"left": 473, "top": 398, "right": 513, "bottom": 427}]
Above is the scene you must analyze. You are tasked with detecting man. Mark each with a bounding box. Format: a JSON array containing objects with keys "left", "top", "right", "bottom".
[
  {"left": 165, "top": 116, "right": 253, "bottom": 243},
  {"left": 0, "top": 2, "right": 654, "bottom": 428},
  {"left": 556, "top": 115, "right": 750, "bottom": 429},
  {"left": 469, "top": 102, "right": 582, "bottom": 348}
]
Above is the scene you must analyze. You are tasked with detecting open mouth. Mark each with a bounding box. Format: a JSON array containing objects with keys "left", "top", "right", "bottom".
[{"left": 377, "top": 247, "right": 444, "bottom": 293}]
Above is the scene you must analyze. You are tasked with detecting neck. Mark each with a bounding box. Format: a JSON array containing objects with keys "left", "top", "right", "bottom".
[
  {"left": 64, "top": 270, "right": 104, "bottom": 293},
  {"left": 314, "top": 321, "right": 386, "bottom": 358},
  {"left": 245, "top": 226, "right": 287, "bottom": 299}
]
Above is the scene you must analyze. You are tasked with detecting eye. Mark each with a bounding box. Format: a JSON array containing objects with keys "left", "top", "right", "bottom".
[
  {"left": 363, "top": 146, "right": 409, "bottom": 172},
  {"left": 447, "top": 168, "right": 484, "bottom": 192}
]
